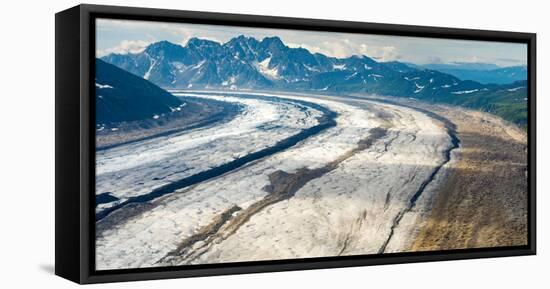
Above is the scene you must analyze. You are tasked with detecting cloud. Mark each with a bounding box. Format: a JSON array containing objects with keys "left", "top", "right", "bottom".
[
  {"left": 358, "top": 44, "right": 400, "bottom": 61},
  {"left": 287, "top": 39, "right": 400, "bottom": 61},
  {"left": 496, "top": 57, "right": 525, "bottom": 65},
  {"left": 97, "top": 40, "right": 151, "bottom": 57},
  {"left": 427, "top": 56, "right": 444, "bottom": 64},
  {"left": 178, "top": 31, "right": 222, "bottom": 46},
  {"left": 288, "top": 41, "right": 353, "bottom": 58}
]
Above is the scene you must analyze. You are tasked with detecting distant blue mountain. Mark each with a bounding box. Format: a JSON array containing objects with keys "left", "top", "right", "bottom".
[
  {"left": 405, "top": 62, "right": 527, "bottom": 85},
  {"left": 101, "top": 36, "right": 528, "bottom": 125},
  {"left": 419, "top": 62, "right": 501, "bottom": 71}
]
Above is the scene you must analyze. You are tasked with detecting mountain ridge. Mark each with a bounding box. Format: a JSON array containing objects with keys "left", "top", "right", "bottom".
[{"left": 101, "top": 36, "right": 528, "bottom": 125}]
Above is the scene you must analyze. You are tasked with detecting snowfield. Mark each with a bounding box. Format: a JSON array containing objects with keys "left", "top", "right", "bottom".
[{"left": 95, "top": 91, "right": 454, "bottom": 270}]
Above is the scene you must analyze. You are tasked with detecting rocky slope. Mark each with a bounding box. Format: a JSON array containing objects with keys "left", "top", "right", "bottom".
[{"left": 95, "top": 58, "right": 183, "bottom": 125}]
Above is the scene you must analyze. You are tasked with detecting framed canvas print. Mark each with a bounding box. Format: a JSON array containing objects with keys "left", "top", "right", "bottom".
[{"left": 55, "top": 4, "right": 536, "bottom": 284}]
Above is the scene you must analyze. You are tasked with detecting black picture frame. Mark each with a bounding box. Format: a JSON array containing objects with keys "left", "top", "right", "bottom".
[{"left": 55, "top": 4, "right": 536, "bottom": 284}]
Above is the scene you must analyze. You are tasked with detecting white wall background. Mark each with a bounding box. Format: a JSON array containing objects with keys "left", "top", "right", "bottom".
[{"left": 0, "top": 0, "right": 547, "bottom": 287}]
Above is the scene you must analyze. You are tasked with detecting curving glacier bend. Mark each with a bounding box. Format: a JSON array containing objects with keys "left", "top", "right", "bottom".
[
  {"left": 95, "top": 93, "right": 324, "bottom": 217},
  {"left": 95, "top": 91, "right": 454, "bottom": 270}
]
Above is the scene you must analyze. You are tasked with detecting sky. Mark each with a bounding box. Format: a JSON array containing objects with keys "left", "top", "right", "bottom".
[{"left": 96, "top": 18, "right": 527, "bottom": 67}]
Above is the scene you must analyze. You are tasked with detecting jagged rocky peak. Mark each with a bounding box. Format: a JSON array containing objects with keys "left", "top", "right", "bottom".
[
  {"left": 145, "top": 40, "right": 182, "bottom": 54},
  {"left": 186, "top": 37, "right": 222, "bottom": 48},
  {"left": 261, "top": 36, "right": 286, "bottom": 50},
  {"left": 226, "top": 35, "right": 260, "bottom": 46},
  {"left": 223, "top": 35, "right": 263, "bottom": 60}
]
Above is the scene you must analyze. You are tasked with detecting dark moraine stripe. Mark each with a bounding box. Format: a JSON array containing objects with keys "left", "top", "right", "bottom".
[{"left": 96, "top": 192, "right": 119, "bottom": 205}]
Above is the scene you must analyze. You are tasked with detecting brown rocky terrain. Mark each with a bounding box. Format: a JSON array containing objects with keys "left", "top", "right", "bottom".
[{"left": 409, "top": 103, "right": 528, "bottom": 250}]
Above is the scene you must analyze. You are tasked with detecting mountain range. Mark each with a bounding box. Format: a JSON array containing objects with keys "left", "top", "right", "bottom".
[
  {"left": 407, "top": 62, "right": 527, "bottom": 84},
  {"left": 95, "top": 59, "right": 183, "bottom": 124},
  {"left": 100, "top": 35, "right": 528, "bottom": 126}
]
